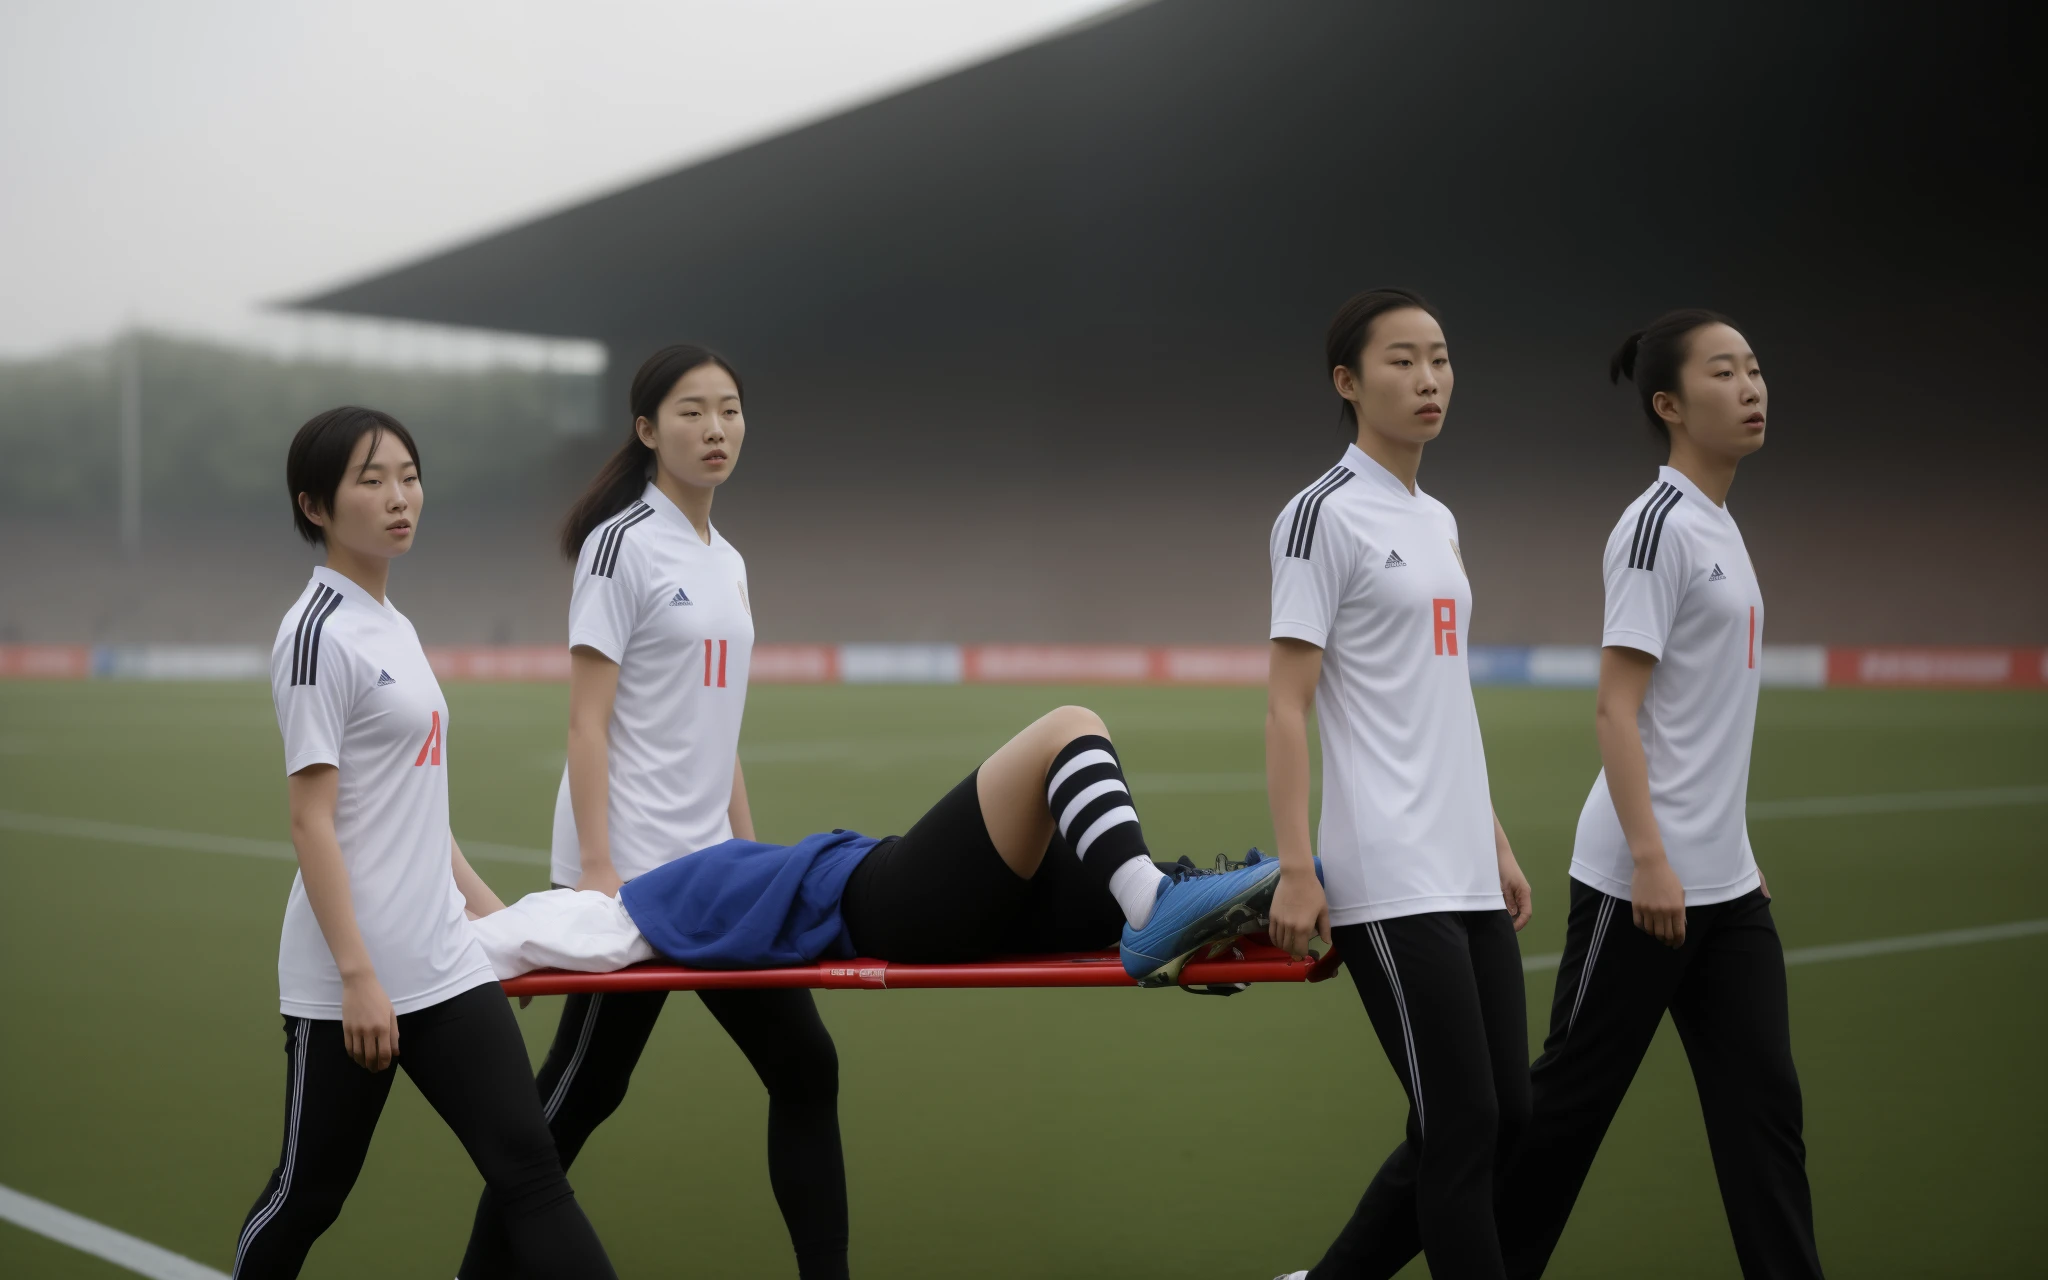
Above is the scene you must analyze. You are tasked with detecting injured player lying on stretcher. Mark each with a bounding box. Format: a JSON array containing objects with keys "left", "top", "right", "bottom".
[{"left": 471, "top": 706, "right": 1309, "bottom": 987}]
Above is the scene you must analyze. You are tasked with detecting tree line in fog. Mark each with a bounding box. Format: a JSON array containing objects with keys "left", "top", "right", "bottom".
[{"left": 0, "top": 332, "right": 601, "bottom": 517}]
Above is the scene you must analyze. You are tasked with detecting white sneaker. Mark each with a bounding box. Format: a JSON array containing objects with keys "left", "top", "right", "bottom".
[{"left": 1271, "top": 1272, "right": 1309, "bottom": 1280}]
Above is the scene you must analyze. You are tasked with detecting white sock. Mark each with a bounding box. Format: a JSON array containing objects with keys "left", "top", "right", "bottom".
[{"left": 1109, "top": 857, "right": 1168, "bottom": 930}]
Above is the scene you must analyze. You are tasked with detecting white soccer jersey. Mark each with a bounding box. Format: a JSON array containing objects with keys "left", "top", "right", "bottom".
[
  {"left": 269, "top": 567, "right": 497, "bottom": 1019},
  {"left": 551, "top": 483, "right": 754, "bottom": 886},
  {"left": 1571, "top": 466, "right": 1764, "bottom": 905},
  {"left": 1270, "top": 444, "right": 1504, "bottom": 926}
]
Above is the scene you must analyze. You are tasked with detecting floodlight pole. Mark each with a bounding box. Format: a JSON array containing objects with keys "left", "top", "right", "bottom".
[{"left": 119, "top": 329, "right": 141, "bottom": 560}]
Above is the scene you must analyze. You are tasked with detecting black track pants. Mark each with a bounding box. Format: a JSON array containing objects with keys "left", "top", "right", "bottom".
[
  {"left": 231, "top": 982, "right": 615, "bottom": 1279},
  {"left": 1498, "top": 881, "right": 1822, "bottom": 1280},
  {"left": 1310, "top": 910, "right": 1530, "bottom": 1280},
  {"left": 459, "top": 985, "right": 848, "bottom": 1280}
]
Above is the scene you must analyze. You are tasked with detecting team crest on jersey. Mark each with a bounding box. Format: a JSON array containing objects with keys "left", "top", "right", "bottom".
[
  {"left": 1449, "top": 539, "right": 1466, "bottom": 577},
  {"left": 737, "top": 580, "right": 751, "bottom": 615},
  {"left": 376, "top": 670, "right": 395, "bottom": 686},
  {"left": 668, "top": 587, "right": 692, "bottom": 606}
]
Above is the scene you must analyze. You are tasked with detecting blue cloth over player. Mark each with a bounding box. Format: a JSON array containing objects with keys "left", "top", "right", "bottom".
[{"left": 619, "top": 829, "right": 880, "bottom": 968}]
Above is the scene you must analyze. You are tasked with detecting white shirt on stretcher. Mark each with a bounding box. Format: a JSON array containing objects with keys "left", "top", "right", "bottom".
[{"left": 470, "top": 889, "right": 654, "bottom": 980}]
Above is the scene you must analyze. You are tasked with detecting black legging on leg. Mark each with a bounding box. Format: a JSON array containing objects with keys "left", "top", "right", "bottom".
[
  {"left": 1496, "top": 881, "right": 1820, "bottom": 1280},
  {"left": 231, "top": 982, "right": 614, "bottom": 1280},
  {"left": 1309, "top": 910, "right": 1530, "bottom": 1280},
  {"left": 459, "top": 985, "right": 848, "bottom": 1280},
  {"left": 703, "top": 987, "right": 848, "bottom": 1275}
]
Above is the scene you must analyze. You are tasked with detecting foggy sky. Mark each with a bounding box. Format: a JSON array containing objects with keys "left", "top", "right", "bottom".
[{"left": 0, "top": 0, "right": 1127, "bottom": 356}]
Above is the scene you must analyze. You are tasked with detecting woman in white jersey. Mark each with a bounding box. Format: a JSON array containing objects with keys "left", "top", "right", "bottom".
[
  {"left": 234, "top": 408, "right": 614, "bottom": 1278},
  {"left": 459, "top": 345, "right": 848, "bottom": 1280},
  {"left": 1493, "top": 312, "right": 1824, "bottom": 1278},
  {"left": 1265, "top": 289, "right": 1534, "bottom": 1280}
]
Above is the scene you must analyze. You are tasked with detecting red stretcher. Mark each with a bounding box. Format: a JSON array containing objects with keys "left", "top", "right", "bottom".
[{"left": 501, "top": 937, "right": 1343, "bottom": 996}]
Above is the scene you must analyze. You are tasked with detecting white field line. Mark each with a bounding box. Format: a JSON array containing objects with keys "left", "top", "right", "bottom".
[
  {"left": 1521, "top": 917, "right": 2048, "bottom": 972},
  {"left": 1129, "top": 778, "right": 2048, "bottom": 812},
  {"left": 2, "top": 941, "right": 2044, "bottom": 1280},
  {"left": 739, "top": 734, "right": 997, "bottom": 766},
  {"left": 1775, "top": 918, "right": 2048, "bottom": 965},
  {"left": 0, "top": 809, "right": 548, "bottom": 867},
  {"left": 1, "top": 781, "right": 2042, "bottom": 870},
  {"left": 459, "top": 840, "right": 549, "bottom": 866},
  {"left": 4, "top": 805, "right": 2039, "bottom": 971},
  {"left": 0, "top": 927, "right": 2040, "bottom": 1276},
  {"left": 1130, "top": 770, "right": 1267, "bottom": 794},
  {"left": 1746, "top": 784, "right": 2048, "bottom": 819},
  {"left": 0, "top": 1183, "right": 226, "bottom": 1279}
]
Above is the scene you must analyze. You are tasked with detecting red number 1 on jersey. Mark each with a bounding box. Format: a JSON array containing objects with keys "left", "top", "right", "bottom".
[
  {"left": 703, "top": 639, "right": 728, "bottom": 687},
  {"left": 1432, "top": 598, "right": 1459, "bottom": 656}
]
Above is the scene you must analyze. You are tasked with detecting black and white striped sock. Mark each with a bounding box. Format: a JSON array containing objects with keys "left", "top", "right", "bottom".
[{"left": 1045, "top": 735, "right": 1167, "bottom": 928}]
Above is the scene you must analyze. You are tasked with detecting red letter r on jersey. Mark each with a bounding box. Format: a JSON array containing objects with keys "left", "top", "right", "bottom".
[{"left": 1432, "top": 598, "right": 1459, "bottom": 656}]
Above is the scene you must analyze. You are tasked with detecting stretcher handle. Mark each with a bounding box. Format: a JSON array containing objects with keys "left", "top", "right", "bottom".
[{"left": 501, "top": 940, "right": 1342, "bottom": 996}]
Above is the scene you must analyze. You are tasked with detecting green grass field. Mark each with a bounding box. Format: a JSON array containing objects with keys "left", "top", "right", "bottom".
[{"left": 1, "top": 682, "right": 2044, "bottom": 1278}]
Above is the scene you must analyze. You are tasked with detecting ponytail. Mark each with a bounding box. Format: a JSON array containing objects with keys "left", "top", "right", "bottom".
[
  {"left": 1609, "top": 309, "right": 1738, "bottom": 439},
  {"left": 560, "top": 344, "right": 744, "bottom": 560},
  {"left": 1608, "top": 330, "right": 1646, "bottom": 386}
]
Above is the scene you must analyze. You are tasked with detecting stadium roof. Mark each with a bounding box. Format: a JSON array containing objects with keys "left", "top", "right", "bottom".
[
  {"left": 279, "top": 0, "right": 2041, "bottom": 648},
  {"left": 292, "top": 0, "right": 2034, "bottom": 365}
]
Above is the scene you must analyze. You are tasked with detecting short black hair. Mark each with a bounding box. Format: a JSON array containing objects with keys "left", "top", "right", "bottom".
[
  {"left": 285, "top": 406, "right": 421, "bottom": 545},
  {"left": 1324, "top": 287, "right": 1442, "bottom": 427}
]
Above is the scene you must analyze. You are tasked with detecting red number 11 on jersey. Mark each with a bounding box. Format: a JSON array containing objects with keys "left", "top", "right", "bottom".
[
  {"left": 1432, "top": 599, "right": 1459, "bottom": 656},
  {"left": 703, "top": 639, "right": 728, "bottom": 688}
]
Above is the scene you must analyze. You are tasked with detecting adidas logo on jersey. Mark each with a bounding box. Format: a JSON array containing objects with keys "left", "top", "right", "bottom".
[
  {"left": 1385, "top": 550, "right": 1407, "bottom": 568},
  {"left": 376, "top": 670, "right": 395, "bottom": 686},
  {"left": 668, "top": 588, "right": 692, "bottom": 606},
  {"left": 1708, "top": 564, "right": 1726, "bottom": 582}
]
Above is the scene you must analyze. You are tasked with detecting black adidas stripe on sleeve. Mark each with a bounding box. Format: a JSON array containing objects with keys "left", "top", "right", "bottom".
[
  {"left": 290, "top": 585, "right": 343, "bottom": 687},
  {"left": 1626, "top": 482, "right": 1668, "bottom": 568},
  {"left": 590, "top": 503, "right": 656, "bottom": 578},
  {"left": 1285, "top": 466, "right": 1355, "bottom": 560},
  {"left": 1627, "top": 482, "right": 1683, "bottom": 571}
]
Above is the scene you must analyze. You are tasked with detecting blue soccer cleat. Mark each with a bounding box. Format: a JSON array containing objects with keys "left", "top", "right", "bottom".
[{"left": 1121, "top": 850, "right": 1294, "bottom": 987}]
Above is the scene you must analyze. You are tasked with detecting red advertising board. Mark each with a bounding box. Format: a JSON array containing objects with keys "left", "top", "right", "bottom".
[
  {"left": 963, "top": 645, "right": 1154, "bottom": 683},
  {"left": 751, "top": 644, "right": 839, "bottom": 684},
  {"left": 1825, "top": 647, "right": 2047, "bottom": 689},
  {"left": 0, "top": 645, "right": 91, "bottom": 679},
  {"left": 424, "top": 646, "right": 572, "bottom": 681},
  {"left": 5, "top": 643, "right": 2046, "bottom": 687}
]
